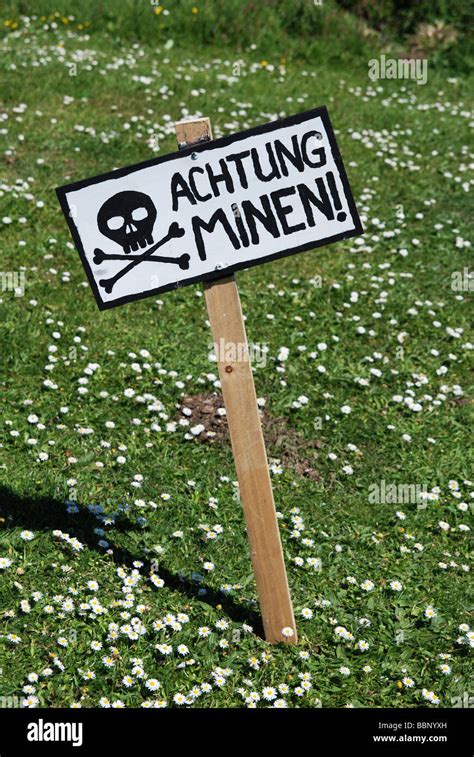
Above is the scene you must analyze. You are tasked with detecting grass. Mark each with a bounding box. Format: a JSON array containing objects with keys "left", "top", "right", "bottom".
[{"left": 0, "top": 9, "right": 472, "bottom": 709}]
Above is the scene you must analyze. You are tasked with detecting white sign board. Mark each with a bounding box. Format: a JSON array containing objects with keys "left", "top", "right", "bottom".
[{"left": 57, "top": 107, "right": 363, "bottom": 310}]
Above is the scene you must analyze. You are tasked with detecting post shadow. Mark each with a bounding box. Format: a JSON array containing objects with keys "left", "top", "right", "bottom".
[{"left": 0, "top": 485, "right": 263, "bottom": 636}]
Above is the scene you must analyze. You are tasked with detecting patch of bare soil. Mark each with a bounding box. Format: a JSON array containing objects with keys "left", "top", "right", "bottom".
[{"left": 178, "top": 392, "right": 321, "bottom": 480}]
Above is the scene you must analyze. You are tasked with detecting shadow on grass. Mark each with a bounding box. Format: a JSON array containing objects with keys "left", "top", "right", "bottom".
[{"left": 0, "top": 485, "right": 264, "bottom": 636}]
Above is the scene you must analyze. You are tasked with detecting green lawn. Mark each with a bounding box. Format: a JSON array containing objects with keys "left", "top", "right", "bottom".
[{"left": 0, "top": 11, "right": 472, "bottom": 708}]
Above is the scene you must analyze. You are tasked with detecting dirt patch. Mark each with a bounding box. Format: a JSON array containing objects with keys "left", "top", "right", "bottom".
[
  {"left": 454, "top": 396, "right": 471, "bottom": 407},
  {"left": 178, "top": 392, "right": 321, "bottom": 480}
]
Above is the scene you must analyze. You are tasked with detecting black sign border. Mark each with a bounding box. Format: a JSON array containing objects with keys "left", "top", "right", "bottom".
[{"left": 56, "top": 106, "right": 363, "bottom": 311}]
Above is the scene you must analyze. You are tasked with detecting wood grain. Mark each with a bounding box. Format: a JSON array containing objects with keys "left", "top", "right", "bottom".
[{"left": 174, "top": 117, "right": 297, "bottom": 643}]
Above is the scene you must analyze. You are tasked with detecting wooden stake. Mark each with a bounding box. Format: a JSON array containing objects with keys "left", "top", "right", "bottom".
[{"left": 174, "top": 117, "right": 297, "bottom": 644}]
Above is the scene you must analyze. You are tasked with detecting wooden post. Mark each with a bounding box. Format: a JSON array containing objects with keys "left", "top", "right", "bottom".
[{"left": 175, "top": 118, "right": 297, "bottom": 644}]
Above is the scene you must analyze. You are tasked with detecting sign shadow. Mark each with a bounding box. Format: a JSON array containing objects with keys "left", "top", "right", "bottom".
[{"left": 0, "top": 486, "right": 263, "bottom": 636}]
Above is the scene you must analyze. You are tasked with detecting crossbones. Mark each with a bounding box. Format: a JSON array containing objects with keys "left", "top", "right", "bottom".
[{"left": 95, "top": 191, "right": 189, "bottom": 293}]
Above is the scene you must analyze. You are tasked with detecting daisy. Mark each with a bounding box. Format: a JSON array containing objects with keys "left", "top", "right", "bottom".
[
  {"left": 150, "top": 574, "right": 164, "bottom": 588},
  {"left": 262, "top": 687, "right": 277, "bottom": 701},
  {"left": 145, "top": 679, "right": 160, "bottom": 691},
  {"left": 22, "top": 696, "right": 39, "bottom": 708},
  {"left": 390, "top": 580, "right": 403, "bottom": 591},
  {"left": 422, "top": 689, "right": 440, "bottom": 705}
]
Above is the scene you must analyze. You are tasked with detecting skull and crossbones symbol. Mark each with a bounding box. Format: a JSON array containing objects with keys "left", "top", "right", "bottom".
[{"left": 94, "top": 191, "right": 190, "bottom": 293}]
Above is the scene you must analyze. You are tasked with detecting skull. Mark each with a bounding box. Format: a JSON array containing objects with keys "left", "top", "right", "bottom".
[{"left": 97, "top": 191, "right": 157, "bottom": 253}]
